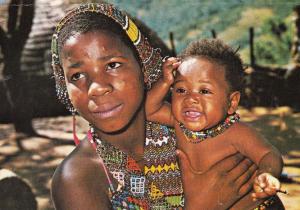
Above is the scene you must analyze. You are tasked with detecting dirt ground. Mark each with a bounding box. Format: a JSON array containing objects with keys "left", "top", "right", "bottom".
[{"left": 0, "top": 106, "right": 299, "bottom": 210}]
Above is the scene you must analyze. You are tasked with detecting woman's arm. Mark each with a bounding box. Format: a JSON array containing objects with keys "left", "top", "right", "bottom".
[{"left": 176, "top": 150, "right": 257, "bottom": 210}]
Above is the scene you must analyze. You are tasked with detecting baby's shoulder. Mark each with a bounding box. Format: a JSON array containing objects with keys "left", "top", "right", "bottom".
[
  {"left": 225, "top": 121, "right": 261, "bottom": 143},
  {"left": 228, "top": 121, "right": 257, "bottom": 134}
]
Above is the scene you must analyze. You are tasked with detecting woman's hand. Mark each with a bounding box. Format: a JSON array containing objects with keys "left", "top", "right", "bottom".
[{"left": 176, "top": 149, "right": 257, "bottom": 210}]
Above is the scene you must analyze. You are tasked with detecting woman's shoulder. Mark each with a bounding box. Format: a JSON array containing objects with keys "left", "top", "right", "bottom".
[
  {"left": 51, "top": 138, "right": 110, "bottom": 209},
  {"left": 53, "top": 138, "right": 109, "bottom": 183},
  {"left": 52, "top": 139, "right": 96, "bottom": 179}
]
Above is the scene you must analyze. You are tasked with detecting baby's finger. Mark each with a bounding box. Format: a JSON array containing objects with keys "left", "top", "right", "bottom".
[
  {"left": 253, "top": 176, "right": 260, "bottom": 185},
  {"left": 163, "top": 58, "right": 180, "bottom": 71},
  {"left": 266, "top": 175, "right": 281, "bottom": 190},
  {"left": 171, "top": 61, "right": 181, "bottom": 70},
  {"left": 251, "top": 191, "right": 269, "bottom": 200},
  {"left": 163, "top": 57, "right": 177, "bottom": 64},
  {"left": 253, "top": 181, "right": 262, "bottom": 193},
  {"left": 257, "top": 174, "right": 267, "bottom": 188},
  {"left": 264, "top": 187, "right": 277, "bottom": 196}
]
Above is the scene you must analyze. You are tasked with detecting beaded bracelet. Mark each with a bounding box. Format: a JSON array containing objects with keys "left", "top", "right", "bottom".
[{"left": 253, "top": 196, "right": 276, "bottom": 210}]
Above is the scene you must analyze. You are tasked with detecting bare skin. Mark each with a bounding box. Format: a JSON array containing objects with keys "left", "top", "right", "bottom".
[
  {"left": 51, "top": 139, "right": 111, "bottom": 210},
  {"left": 52, "top": 32, "right": 258, "bottom": 210},
  {"left": 146, "top": 57, "right": 284, "bottom": 209}
]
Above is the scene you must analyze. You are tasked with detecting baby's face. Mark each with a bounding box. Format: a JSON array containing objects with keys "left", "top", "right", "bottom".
[{"left": 171, "top": 57, "right": 232, "bottom": 131}]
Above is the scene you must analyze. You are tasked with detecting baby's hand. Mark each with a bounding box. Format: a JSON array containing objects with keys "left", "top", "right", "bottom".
[
  {"left": 162, "top": 57, "right": 181, "bottom": 85},
  {"left": 251, "top": 173, "right": 281, "bottom": 201}
]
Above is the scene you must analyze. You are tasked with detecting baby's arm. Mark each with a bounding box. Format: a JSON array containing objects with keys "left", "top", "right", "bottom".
[
  {"left": 251, "top": 151, "right": 282, "bottom": 201},
  {"left": 145, "top": 57, "right": 180, "bottom": 127},
  {"left": 231, "top": 122, "right": 283, "bottom": 178},
  {"left": 229, "top": 122, "right": 283, "bottom": 209}
]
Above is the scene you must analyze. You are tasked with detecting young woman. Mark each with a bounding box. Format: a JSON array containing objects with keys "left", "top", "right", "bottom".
[{"left": 50, "top": 3, "right": 256, "bottom": 209}]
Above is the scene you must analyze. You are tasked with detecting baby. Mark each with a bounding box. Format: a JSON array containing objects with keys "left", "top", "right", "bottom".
[{"left": 146, "top": 39, "right": 284, "bottom": 209}]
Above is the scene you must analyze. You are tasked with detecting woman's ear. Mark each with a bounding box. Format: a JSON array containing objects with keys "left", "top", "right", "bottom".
[{"left": 227, "top": 91, "right": 240, "bottom": 115}]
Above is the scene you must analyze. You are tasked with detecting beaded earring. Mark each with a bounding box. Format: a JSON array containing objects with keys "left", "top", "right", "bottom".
[{"left": 72, "top": 112, "right": 80, "bottom": 146}]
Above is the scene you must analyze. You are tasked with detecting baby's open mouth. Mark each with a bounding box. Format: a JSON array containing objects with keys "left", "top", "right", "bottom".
[{"left": 184, "top": 111, "right": 201, "bottom": 118}]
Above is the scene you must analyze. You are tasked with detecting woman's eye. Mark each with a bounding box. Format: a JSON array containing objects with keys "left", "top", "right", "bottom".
[
  {"left": 199, "top": 89, "right": 211, "bottom": 94},
  {"left": 175, "top": 87, "right": 187, "bottom": 94},
  {"left": 107, "top": 62, "right": 121, "bottom": 70},
  {"left": 70, "top": 72, "right": 84, "bottom": 81}
]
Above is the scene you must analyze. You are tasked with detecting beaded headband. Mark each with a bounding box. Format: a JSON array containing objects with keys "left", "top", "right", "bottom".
[{"left": 51, "top": 3, "right": 163, "bottom": 112}]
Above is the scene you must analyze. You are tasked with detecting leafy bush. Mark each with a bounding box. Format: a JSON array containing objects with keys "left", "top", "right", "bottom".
[{"left": 110, "top": 0, "right": 298, "bottom": 66}]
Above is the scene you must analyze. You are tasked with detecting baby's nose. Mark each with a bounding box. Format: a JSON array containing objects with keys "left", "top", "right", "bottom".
[{"left": 184, "top": 93, "right": 199, "bottom": 105}]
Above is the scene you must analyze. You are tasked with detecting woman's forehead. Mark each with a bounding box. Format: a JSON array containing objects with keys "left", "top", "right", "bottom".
[
  {"left": 52, "top": 3, "right": 163, "bottom": 90},
  {"left": 62, "top": 31, "right": 131, "bottom": 58}
]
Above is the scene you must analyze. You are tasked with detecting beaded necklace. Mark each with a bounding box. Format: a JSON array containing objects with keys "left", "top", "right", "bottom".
[
  {"left": 180, "top": 113, "right": 240, "bottom": 144},
  {"left": 89, "top": 122, "right": 184, "bottom": 209}
]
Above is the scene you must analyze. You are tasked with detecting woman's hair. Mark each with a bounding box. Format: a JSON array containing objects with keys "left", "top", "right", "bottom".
[
  {"left": 180, "top": 39, "right": 245, "bottom": 92},
  {"left": 51, "top": 3, "right": 163, "bottom": 112}
]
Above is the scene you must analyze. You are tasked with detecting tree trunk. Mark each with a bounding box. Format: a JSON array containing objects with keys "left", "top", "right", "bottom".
[
  {"left": 1, "top": 0, "right": 35, "bottom": 135},
  {"left": 0, "top": 169, "right": 37, "bottom": 210}
]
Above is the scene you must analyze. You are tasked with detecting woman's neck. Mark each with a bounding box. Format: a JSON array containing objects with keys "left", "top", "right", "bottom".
[{"left": 94, "top": 108, "right": 146, "bottom": 157}]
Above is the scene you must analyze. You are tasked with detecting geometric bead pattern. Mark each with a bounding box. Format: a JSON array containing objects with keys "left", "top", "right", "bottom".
[
  {"left": 93, "top": 122, "right": 184, "bottom": 209},
  {"left": 144, "top": 162, "right": 179, "bottom": 175}
]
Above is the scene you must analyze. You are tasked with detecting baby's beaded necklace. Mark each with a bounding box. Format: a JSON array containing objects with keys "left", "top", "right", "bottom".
[{"left": 179, "top": 112, "right": 240, "bottom": 144}]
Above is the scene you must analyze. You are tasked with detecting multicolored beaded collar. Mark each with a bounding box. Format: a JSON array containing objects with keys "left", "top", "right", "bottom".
[
  {"left": 89, "top": 122, "right": 184, "bottom": 209},
  {"left": 179, "top": 113, "right": 240, "bottom": 144}
]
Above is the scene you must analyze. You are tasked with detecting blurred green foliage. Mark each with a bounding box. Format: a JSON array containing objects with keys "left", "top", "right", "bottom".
[{"left": 110, "top": 0, "right": 299, "bottom": 66}]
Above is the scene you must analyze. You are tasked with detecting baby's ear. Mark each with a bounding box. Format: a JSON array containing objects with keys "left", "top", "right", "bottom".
[{"left": 228, "top": 91, "right": 240, "bottom": 114}]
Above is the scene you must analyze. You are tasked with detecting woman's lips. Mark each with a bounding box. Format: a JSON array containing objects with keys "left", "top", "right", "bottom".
[{"left": 91, "top": 104, "right": 123, "bottom": 119}]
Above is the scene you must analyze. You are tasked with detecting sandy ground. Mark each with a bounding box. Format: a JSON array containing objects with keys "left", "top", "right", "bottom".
[{"left": 0, "top": 106, "right": 300, "bottom": 210}]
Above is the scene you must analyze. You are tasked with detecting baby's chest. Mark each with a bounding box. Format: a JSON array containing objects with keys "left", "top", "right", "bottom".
[{"left": 189, "top": 137, "right": 238, "bottom": 171}]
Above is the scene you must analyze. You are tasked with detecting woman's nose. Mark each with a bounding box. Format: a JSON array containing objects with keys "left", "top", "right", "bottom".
[{"left": 88, "top": 78, "right": 113, "bottom": 98}]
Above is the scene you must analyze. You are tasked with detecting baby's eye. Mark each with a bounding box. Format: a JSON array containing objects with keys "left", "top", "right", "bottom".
[
  {"left": 199, "top": 89, "right": 211, "bottom": 94},
  {"left": 107, "top": 62, "right": 121, "bottom": 70},
  {"left": 175, "top": 87, "right": 187, "bottom": 94},
  {"left": 71, "top": 72, "right": 85, "bottom": 81}
]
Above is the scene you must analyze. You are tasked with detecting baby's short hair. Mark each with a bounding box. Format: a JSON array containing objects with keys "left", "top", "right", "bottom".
[{"left": 180, "top": 39, "right": 244, "bottom": 92}]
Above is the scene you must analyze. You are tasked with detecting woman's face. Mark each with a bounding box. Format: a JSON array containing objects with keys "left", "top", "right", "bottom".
[{"left": 61, "top": 31, "right": 144, "bottom": 133}]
